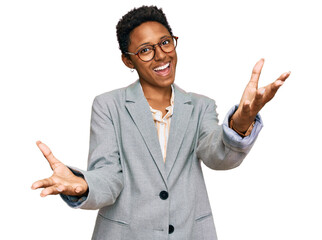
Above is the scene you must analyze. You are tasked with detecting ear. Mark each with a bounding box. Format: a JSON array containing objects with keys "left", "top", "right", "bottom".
[{"left": 122, "top": 54, "right": 135, "bottom": 69}]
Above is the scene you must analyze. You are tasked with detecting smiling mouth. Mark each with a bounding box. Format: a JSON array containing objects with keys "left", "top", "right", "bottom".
[{"left": 153, "top": 62, "right": 171, "bottom": 76}]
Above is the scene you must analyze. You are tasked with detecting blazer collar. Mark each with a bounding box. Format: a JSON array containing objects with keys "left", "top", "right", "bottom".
[
  {"left": 164, "top": 83, "right": 194, "bottom": 178},
  {"left": 125, "top": 80, "right": 146, "bottom": 103},
  {"left": 125, "top": 80, "right": 193, "bottom": 183}
]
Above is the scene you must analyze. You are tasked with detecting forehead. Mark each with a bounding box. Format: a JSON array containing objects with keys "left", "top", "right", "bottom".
[{"left": 129, "top": 21, "right": 171, "bottom": 49}]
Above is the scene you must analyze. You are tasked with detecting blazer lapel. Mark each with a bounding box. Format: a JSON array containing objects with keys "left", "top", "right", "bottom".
[
  {"left": 165, "top": 84, "right": 194, "bottom": 178},
  {"left": 124, "top": 80, "right": 167, "bottom": 182}
]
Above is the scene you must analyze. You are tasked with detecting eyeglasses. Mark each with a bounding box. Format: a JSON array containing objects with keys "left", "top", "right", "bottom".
[{"left": 126, "top": 36, "right": 178, "bottom": 62}]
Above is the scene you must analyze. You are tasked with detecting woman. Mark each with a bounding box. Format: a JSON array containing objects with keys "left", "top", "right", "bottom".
[{"left": 31, "top": 6, "right": 290, "bottom": 239}]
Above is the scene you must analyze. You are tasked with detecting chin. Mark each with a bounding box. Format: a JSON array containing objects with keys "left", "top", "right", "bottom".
[{"left": 156, "top": 77, "right": 175, "bottom": 88}]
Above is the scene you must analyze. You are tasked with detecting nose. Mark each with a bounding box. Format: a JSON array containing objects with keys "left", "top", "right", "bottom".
[{"left": 153, "top": 45, "right": 166, "bottom": 61}]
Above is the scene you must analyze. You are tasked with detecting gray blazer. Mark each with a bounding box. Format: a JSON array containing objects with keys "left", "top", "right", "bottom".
[{"left": 62, "top": 80, "right": 263, "bottom": 240}]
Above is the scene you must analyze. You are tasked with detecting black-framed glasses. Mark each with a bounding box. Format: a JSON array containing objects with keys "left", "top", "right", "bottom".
[{"left": 126, "top": 36, "right": 178, "bottom": 62}]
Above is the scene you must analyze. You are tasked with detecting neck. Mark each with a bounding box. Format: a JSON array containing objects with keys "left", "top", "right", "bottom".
[{"left": 140, "top": 81, "right": 172, "bottom": 102}]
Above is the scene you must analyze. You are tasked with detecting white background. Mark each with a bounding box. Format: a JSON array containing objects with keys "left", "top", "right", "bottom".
[{"left": 1, "top": 0, "right": 321, "bottom": 239}]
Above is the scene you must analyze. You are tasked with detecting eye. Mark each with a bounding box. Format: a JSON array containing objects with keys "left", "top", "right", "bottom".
[
  {"left": 161, "top": 39, "right": 170, "bottom": 46},
  {"left": 140, "top": 46, "right": 153, "bottom": 55}
]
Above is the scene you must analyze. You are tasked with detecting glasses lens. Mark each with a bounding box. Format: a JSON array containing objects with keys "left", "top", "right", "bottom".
[
  {"left": 138, "top": 46, "right": 155, "bottom": 62},
  {"left": 160, "top": 37, "right": 177, "bottom": 53},
  {"left": 138, "top": 37, "right": 177, "bottom": 62}
]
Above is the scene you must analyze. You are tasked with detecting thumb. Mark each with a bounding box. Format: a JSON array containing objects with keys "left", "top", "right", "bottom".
[{"left": 36, "top": 140, "right": 62, "bottom": 170}]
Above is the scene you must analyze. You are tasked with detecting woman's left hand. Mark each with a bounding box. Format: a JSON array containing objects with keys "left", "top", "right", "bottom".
[{"left": 230, "top": 58, "right": 291, "bottom": 133}]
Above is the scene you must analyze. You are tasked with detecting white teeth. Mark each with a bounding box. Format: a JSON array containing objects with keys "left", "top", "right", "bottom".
[{"left": 154, "top": 62, "right": 170, "bottom": 71}]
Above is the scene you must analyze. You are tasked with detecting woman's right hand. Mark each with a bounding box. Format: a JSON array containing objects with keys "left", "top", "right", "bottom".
[{"left": 31, "top": 141, "right": 88, "bottom": 197}]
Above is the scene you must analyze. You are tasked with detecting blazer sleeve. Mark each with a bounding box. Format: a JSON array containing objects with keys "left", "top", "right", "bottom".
[
  {"left": 196, "top": 99, "right": 263, "bottom": 170},
  {"left": 61, "top": 95, "right": 124, "bottom": 210}
]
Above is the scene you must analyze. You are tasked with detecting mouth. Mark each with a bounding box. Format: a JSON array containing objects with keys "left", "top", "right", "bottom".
[{"left": 153, "top": 62, "right": 171, "bottom": 76}]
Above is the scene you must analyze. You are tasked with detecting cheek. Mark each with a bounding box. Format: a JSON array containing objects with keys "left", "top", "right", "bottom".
[
  {"left": 132, "top": 59, "right": 149, "bottom": 70},
  {"left": 171, "top": 52, "right": 178, "bottom": 64},
  {"left": 135, "top": 63, "right": 153, "bottom": 76}
]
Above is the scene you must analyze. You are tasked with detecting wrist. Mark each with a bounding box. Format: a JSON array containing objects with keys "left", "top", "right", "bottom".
[
  {"left": 229, "top": 116, "right": 255, "bottom": 137},
  {"left": 76, "top": 176, "right": 89, "bottom": 196}
]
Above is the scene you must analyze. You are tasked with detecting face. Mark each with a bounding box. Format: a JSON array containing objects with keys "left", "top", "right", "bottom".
[{"left": 122, "top": 21, "right": 177, "bottom": 89}]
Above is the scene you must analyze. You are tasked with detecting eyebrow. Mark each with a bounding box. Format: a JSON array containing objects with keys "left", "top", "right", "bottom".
[{"left": 136, "top": 35, "right": 170, "bottom": 50}]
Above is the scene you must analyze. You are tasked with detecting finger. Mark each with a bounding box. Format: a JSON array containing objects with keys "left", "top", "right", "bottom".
[
  {"left": 266, "top": 71, "right": 291, "bottom": 100},
  {"left": 56, "top": 184, "right": 85, "bottom": 196},
  {"left": 275, "top": 71, "right": 291, "bottom": 85},
  {"left": 31, "top": 177, "right": 55, "bottom": 190},
  {"left": 36, "top": 141, "right": 62, "bottom": 170},
  {"left": 75, "top": 186, "right": 85, "bottom": 194},
  {"left": 241, "top": 100, "right": 251, "bottom": 115},
  {"left": 251, "top": 87, "right": 266, "bottom": 109},
  {"left": 40, "top": 185, "right": 62, "bottom": 197},
  {"left": 248, "top": 58, "right": 265, "bottom": 88}
]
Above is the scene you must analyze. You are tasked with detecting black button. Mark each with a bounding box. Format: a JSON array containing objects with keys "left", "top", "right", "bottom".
[
  {"left": 169, "top": 225, "right": 174, "bottom": 234},
  {"left": 159, "top": 191, "right": 168, "bottom": 200}
]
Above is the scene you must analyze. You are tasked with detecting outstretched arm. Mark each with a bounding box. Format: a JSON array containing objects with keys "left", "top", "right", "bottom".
[
  {"left": 31, "top": 141, "right": 88, "bottom": 197},
  {"left": 197, "top": 59, "right": 289, "bottom": 169},
  {"left": 230, "top": 58, "right": 291, "bottom": 134},
  {"left": 32, "top": 95, "right": 124, "bottom": 210}
]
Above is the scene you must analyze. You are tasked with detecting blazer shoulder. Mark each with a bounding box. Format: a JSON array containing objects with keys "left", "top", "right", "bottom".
[
  {"left": 174, "top": 84, "right": 215, "bottom": 105},
  {"left": 186, "top": 91, "right": 217, "bottom": 110},
  {"left": 93, "top": 86, "right": 127, "bottom": 105}
]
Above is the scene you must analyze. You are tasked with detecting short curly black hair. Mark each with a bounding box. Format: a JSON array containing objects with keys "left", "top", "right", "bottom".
[{"left": 116, "top": 6, "right": 173, "bottom": 56}]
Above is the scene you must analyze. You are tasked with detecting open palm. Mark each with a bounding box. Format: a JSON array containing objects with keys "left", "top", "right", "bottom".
[
  {"left": 31, "top": 141, "right": 88, "bottom": 197},
  {"left": 231, "top": 58, "right": 291, "bottom": 132}
]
